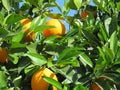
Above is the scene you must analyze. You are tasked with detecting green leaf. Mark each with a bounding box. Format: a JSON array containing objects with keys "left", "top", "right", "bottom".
[
  {"left": 57, "top": 57, "right": 79, "bottom": 67},
  {"left": 74, "top": 0, "right": 82, "bottom": 10},
  {"left": 27, "top": 53, "right": 47, "bottom": 66},
  {"left": 93, "top": 0, "right": 106, "bottom": 11},
  {"left": 24, "top": 0, "right": 38, "bottom": 6},
  {"left": 53, "top": 65, "right": 81, "bottom": 84},
  {"left": 82, "top": 30, "right": 99, "bottom": 45},
  {"left": 53, "top": 1, "right": 62, "bottom": 13},
  {"left": 62, "top": 0, "right": 70, "bottom": 15},
  {"left": 104, "top": 17, "right": 112, "bottom": 37},
  {"left": 26, "top": 43, "right": 37, "bottom": 53},
  {"left": 30, "top": 16, "right": 46, "bottom": 30},
  {"left": 17, "top": 58, "right": 31, "bottom": 73},
  {"left": 38, "top": 0, "right": 44, "bottom": 7},
  {"left": 110, "top": 31, "right": 118, "bottom": 56},
  {"left": 117, "top": 2, "right": 120, "bottom": 10},
  {"left": 12, "top": 31, "right": 24, "bottom": 43},
  {"left": 79, "top": 52, "right": 93, "bottom": 68},
  {"left": 1, "top": 0, "right": 11, "bottom": 12},
  {"left": 58, "top": 48, "right": 80, "bottom": 61},
  {"left": 43, "top": 0, "right": 55, "bottom": 3},
  {"left": 68, "top": 0, "right": 77, "bottom": 10},
  {"left": 24, "top": 65, "right": 39, "bottom": 76},
  {"left": 9, "top": 53, "right": 19, "bottom": 64},
  {"left": 45, "top": 13, "right": 64, "bottom": 19},
  {"left": 43, "top": 76, "right": 62, "bottom": 90},
  {"left": 63, "top": 85, "right": 70, "bottom": 90},
  {"left": 94, "top": 57, "right": 106, "bottom": 71},
  {"left": 109, "top": 13, "right": 118, "bottom": 36},
  {"left": 44, "top": 35, "right": 59, "bottom": 44},
  {"left": 73, "top": 84, "right": 88, "bottom": 90},
  {"left": 101, "top": 73, "right": 120, "bottom": 84},
  {"left": 103, "top": 46, "right": 114, "bottom": 63},
  {"left": 0, "top": 28, "right": 8, "bottom": 37},
  {"left": 97, "top": 46, "right": 106, "bottom": 61},
  {"left": 4, "top": 13, "right": 22, "bottom": 25},
  {"left": 34, "top": 25, "right": 55, "bottom": 34},
  {"left": 11, "top": 43, "right": 26, "bottom": 49},
  {"left": 0, "top": 71, "right": 7, "bottom": 89},
  {"left": 0, "top": 12, "right": 4, "bottom": 25},
  {"left": 13, "top": 76, "right": 22, "bottom": 87},
  {"left": 99, "top": 22, "right": 108, "bottom": 42}
]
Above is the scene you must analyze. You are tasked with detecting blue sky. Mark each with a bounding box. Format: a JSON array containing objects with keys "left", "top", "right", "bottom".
[{"left": 49, "top": 0, "right": 95, "bottom": 31}]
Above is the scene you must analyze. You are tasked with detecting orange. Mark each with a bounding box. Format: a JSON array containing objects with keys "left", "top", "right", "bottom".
[
  {"left": 20, "top": 18, "right": 36, "bottom": 42},
  {"left": 31, "top": 68, "right": 58, "bottom": 90},
  {"left": 91, "top": 82, "right": 101, "bottom": 90},
  {"left": 24, "top": 31, "right": 36, "bottom": 42},
  {"left": 20, "top": 18, "right": 31, "bottom": 26},
  {"left": 43, "top": 19, "right": 66, "bottom": 37},
  {"left": 0, "top": 48, "right": 8, "bottom": 63},
  {"left": 81, "top": 10, "right": 89, "bottom": 19},
  {"left": 81, "top": 10, "right": 97, "bottom": 19},
  {"left": 98, "top": 77, "right": 107, "bottom": 81},
  {"left": 91, "top": 77, "right": 107, "bottom": 90}
]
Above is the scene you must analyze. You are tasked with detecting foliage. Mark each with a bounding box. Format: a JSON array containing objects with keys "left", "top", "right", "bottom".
[{"left": 0, "top": 0, "right": 120, "bottom": 90}]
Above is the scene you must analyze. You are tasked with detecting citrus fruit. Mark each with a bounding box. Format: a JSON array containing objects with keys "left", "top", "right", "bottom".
[
  {"left": 20, "top": 18, "right": 31, "bottom": 26},
  {"left": 91, "top": 82, "right": 101, "bottom": 90},
  {"left": 0, "top": 48, "right": 8, "bottom": 63},
  {"left": 24, "top": 31, "right": 36, "bottom": 42},
  {"left": 20, "top": 18, "right": 36, "bottom": 42},
  {"left": 43, "top": 19, "right": 66, "bottom": 37},
  {"left": 31, "top": 68, "right": 58, "bottom": 90},
  {"left": 98, "top": 77, "right": 107, "bottom": 81},
  {"left": 91, "top": 77, "right": 106, "bottom": 90},
  {"left": 81, "top": 10, "right": 97, "bottom": 19},
  {"left": 81, "top": 10, "right": 89, "bottom": 19}
]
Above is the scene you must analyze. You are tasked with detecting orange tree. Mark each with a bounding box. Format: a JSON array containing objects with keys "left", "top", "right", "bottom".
[{"left": 0, "top": 0, "right": 120, "bottom": 90}]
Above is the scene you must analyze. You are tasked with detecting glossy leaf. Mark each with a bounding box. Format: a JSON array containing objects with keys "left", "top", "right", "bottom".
[
  {"left": 110, "top": 31, "right": 118, "bottom": 56},
  {"left": 1, "top": 0, "right": 11, "bottom": 12},
  {"left": 26, "top": 53, "right": 47, "bottom": 66},
  {"left": 79, "top": 52, "right": 93, "bottom": 68},
  {"left": 43, "top": 76, "right": 63, "bottom": 90},
  {"left": 13, "top": 75, "right": 22, "bottom": 87},
  {"left": 0, "top": 71, "right": 7, "bottom": 89}
]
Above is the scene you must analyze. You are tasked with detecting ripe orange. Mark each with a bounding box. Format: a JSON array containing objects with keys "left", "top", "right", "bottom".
[
  {"left": 98, "top": 77, "right": 107, "bottom": 81},
  {"left": 81, "top": 10, "right": 89, "bottom": 19},
  {"left": 43, "top": 19, "right": 66, "bottom": 37},
  {"left": 20, "top": 18, "right": 31, "bottom": 26},
  {"left": 31, "top": 68, "right": 58, "bottom": 90},
  {"left": 91, "top": 82, "right": 101, "bottom": 90},
  {"left": 91, "top": 77, "right": 107, "bottom": 90},
  {"left": 24, "top": 31, "right": 36, "bottom": 42},
  {"left": 20, "top": 18, "right": 36, "bottom": 42},
  {"left": 81, "top": 10, "right": 97, "bottom": 19},
  {"left": 0, "top": 48, "right": 8, "bottom": 63}
]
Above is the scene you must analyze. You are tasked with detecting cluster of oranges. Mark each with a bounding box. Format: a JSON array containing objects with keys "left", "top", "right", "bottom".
[
  {"left": 0, "top": 9, "right": 98, "bottom": 90},
  {"left": 20, "top": 18, "right": 66, "bottom": 42},
  {"left": 0, "top": 18, "right": 65, "bottom": 90}
]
